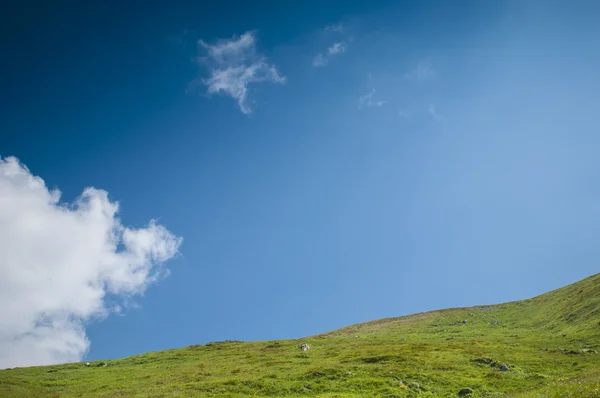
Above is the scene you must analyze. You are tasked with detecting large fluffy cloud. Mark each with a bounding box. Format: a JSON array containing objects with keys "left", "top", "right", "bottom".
[{"left": 0, "top": 157, "right": 182, "bottom": 369}]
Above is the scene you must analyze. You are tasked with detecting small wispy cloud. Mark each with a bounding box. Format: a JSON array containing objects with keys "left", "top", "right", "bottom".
[
  {"left": 191, "top": 31, "right": 285, "bottom": 114},
  {"left": 358, "top": 89, "right": 387, "bottom": 110},
  {"left": 428, "top": 103, "right": 441, "bottom": 120},
  {"left": 312, "top": 41, "right": 348, "bottom": 67},
  {"left": 398, "top": 108, "right": 411, "bottom": 119},
  {"left": 405, "top": 61, "right": 435, "bottom": 81},
  {"left": 324, "top": 23, "right": 344, "bottom": 33},
  {"left": 328, "top": 42, "right": 347, "bottom": 55}
]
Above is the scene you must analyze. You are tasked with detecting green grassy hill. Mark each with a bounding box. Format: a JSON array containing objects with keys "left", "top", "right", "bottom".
[{"left": 2, "top": 273, "right": 599, "bottom": 397}]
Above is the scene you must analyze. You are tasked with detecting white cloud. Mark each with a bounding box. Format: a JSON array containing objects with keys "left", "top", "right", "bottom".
[
  {"left": 398, "top": 108, "right": 411, "bottom": 119},
  {"left": 312, "top": 53, "right": 327, "bottom": 67},
  {"left": 324, "top": 23, "right": 344, "bottom": 33},
  {"left": 405, "top": 61, "right": 435, "bottom": 81},
  {"left": 312, "top": 41, "right": 348, "bottom": 67},
  {"left": 0, "top": 157, "right": 182, "bottom": 369},
  {"left": 328, "top": 42, "right": 347, "bottom": 55},
  {"left": 198, "top": 31, "right": 256, "bottom": 64},
  {"left": 192, "top": 31, "right": 285, "bottom": 114},
  {"left": 429, "top": 103, "right": 441, "bottom": 120},
  {"left": 204, "top": 62, "right": 285, "bottom": 115},
  {"left": 358, "top": 89, "right": 387, "bottom": 110}
]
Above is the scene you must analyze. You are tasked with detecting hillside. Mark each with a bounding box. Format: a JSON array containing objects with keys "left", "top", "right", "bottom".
[{"left": 1, "top": 273, "right": 599, "bottom": 397}]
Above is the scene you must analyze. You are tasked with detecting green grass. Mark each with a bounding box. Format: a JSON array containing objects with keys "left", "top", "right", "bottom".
[{"left": 2, "top": 273, "right": 600, "bottom": 397}]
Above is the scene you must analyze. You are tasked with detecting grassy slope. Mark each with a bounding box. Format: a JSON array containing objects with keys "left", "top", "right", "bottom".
[{"left": 1, "top": 273, "right": 599, "bottom": 398}]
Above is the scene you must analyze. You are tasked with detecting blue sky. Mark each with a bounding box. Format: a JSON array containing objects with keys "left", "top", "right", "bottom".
[{"left": 1, "top": 1, "right": 600, "bottom": 367}]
